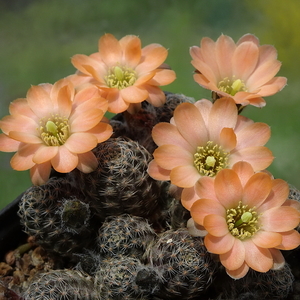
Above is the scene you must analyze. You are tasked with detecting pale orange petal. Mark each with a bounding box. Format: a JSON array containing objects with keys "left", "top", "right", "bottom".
[
  {"left": 194, "top": 176, "right": 217, "bottom": 201},
  {"left": 136, "top": 45, "right": 168, "bottom": 74},
  {"left": 152, "top": 122, "right": 194, "bottom": 152},
  {"left": 231, "top": 161, "right": 254, "bottom": 187},
  {"left": 251, "top": 230, "right": 282, "bottom": 248},
  {"left": 76, "top": 151, "right": 99, "bottom": 173},
  {"left": 106, "top": 89, "right": 129, "bottom": 113},
  {"left": 237, "top": 34, "right": 260, "bottom": 46},
  {"left": 120, "top": 85, "right": 149, "bottom": 103},
  {"left": 8, "top": 98, "right": 36, "bottom": 119},
  {"left": 30, "top": 161, "right": 52, "bottom": 186},
  {"left": 193, "top": 99, "right": 213, "bottom": 127},
  {"left": 173, "top": 102, "right": 208, "bottom": 149},
  {"left": 181, "top": 186, "right": 199, "bottom": 211},
  {"left": 219, "top": 127, "right": 237, "bottom": 151},
  {"left": 64, "top": 133, "right": 98, "bottom": 154},
  {"left": 204, "top": 232, "right": 235, "bottom": 254},
  {"left": 153, "top": 144, "right": 193, "bottom": 170},
  {"left": 0, "top": 134, "right": 20, "bottom": 152},
  {"left": 257, "top": 76, "right": 287, "bottom": 96},
  {"left": 98, "top": 33, "right": 122, "bottom": 67},
  {"left": 208, "top": 98, "right": 238, "bottom": 142},
  {"left": 26, "top": 85, "right": 53, "bottom": 118},
  {"left": 10, "top": 144, "right": 39, "bottom": 171},
  {"left": 258, "top": 179, "right": 290, "bottom": 212},
  {"left": 1, "top": 114, "right": 38, "bottom": 134},
  {"left": 143, "top": 85, "right": 166, "bottom": 107},
  {"left": 226, "top": 263, "right": 249, "bottom": 279},
  {"left": 147, "top": 69, "right": 176, "bottom": 86},
  {"left": 247, "top": 59, "right": 282, "bottom": 90},
  {"left": 275, "top": 230, "right": 300, "bottom": 250},
  {"left": 191, "top": 57, "right": 218, "bottom": 84},
  {"left": 203, "top": 214, "right": 229, "bottom": 237},
  {"left": 190, "top": 198, "right": 226, "bottom": 225},
  {"left": 220, "top": 238, "right": 245, "bottom": 270},
  {"left": 119, "top": 35, "right": 141, "bottom": 68},
  {"left": 260, "top": 206, "right": 300, "bottom": 232},
  {"left": 214, "top": 169, "right": 243, "bottom": 208},
  {"left": 269, "top": 248, "right": 285, "bottom": 270},
  {"left": 235, "top": 122, "right": 271, "bottom": 150},
  {"left": 8, "top": 131, "right": 41, "bottom": 144},
  {"left": 51, "top": 146, "right": 78, "bottom": 173},
  {"left": 54, "top": 84, "right": 73, "bottom": 118},
  {"left": 244, "top": 240, "right": 273, "bottom": 272},
  {"left": 242, "top": 172, "right": 273, "bottom": 208},
  {"left": 215, "top": 35, "right": 236, "bottom": 78},
  {"left": 147, "top": 160, "right": 171, "bottom": 181},
  {"left": 229, "top": 146, "right": 274, "bottom": 171},
  {"left": 170, "top": 165, "right": 200, "bottom": 188},
  {"left": 32, "top": 145, "right": 59, "bottom": 164},
  {"left": 86, "top": 122, "right": 113, "bottom": 143},
  {"left": 70, "top": 108, "right": 104, "bottom": 132},
  {"left": 232, "top": 41, "right": 259, "bottom": 80}
]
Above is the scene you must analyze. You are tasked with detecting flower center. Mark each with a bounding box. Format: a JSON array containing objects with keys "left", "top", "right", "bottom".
[
  {"left": 226, "top": 201, "right": 260, "bottom": 240},
  {"left": 39, "top": 115, "right": 70, "bottom": 146},
  {"left": 105, "top": 65, "right": 137, "bottom": 89},
  {"left": 218, "top": 77, "right": 247, "bottom": 96},
  {"left": 193, "top": 141, "right": 229, "bottom": 177}
]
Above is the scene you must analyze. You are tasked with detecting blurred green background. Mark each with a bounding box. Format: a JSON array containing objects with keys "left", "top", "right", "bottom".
[{"left": 0, "top": 0, "right": 299, "bottom": 210}]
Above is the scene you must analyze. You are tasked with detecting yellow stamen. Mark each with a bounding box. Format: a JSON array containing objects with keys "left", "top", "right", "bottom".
[
  {"left": 194, "top": 141, "right": 229, "bottom": 177},
  {"left": 105, "top": 65, "right": 137, "bottom": 89},
  {"left": 227, "top": 201, "right": 260, "bottom": 240},
  {"left": 39, "top": 115, "right": 70, "bottom": 146},
  {"left": 218, "top": 76, "right": 247, "bottom": 96}
]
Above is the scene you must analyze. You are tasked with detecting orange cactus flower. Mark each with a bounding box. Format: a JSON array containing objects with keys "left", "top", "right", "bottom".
[
  {"left": 70, "top": 33, "right": 176, "bottom": 114},
  {"left": 190, "top": 34, "right": 287, "bottom": 107},
  {"left": 0, "top": 78, "right": 113, "bottom": 185},
  {"left": 148, "top": 97, "right": 274, "bottom": 206},
  {"left": 189, "top": 161, "right": 300, "bottom": 279}
]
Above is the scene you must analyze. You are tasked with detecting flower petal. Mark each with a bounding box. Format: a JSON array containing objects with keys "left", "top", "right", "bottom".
[
  {"left": 208, "top": 98, "right": 238, "bottom": 142},
  {"left": 170, "top": 165, "right": 200, "bottom": 188},
  {"left": 220, "top": 238, "right": 245, "bottom": 270},
  {"left": 269, "top": 248, "right": 285, "bottom": 270},
  {"left": 70, "top": 108, "right": 104, "bottom": 132},
  {"left": 153, "top": 144, "right": 193, "bottom": 170},
  {"left": 152, "top": 122, "right": 194, "bottom": 152},
  {"left": 230, "top": 146, "right": 274, "bottom": 171},
  {"left": 194, "top": 176, "right": 217, "bottom": 201},
  {"left": 242, "top": 172, "right": 273, "bottom": 208},
  {"left": 86, "top": 122, "right": 113, "bottom": 143},
  {"left": 64, "top": 133, "right": 98, "bottom": 154},
  {"left": 244, "top": 240, "right": 273, "bottom": 272},
  {"left": 190, "top": 198, "right": 226, "bottom": 225},
  {"left": 251, "top": 230, "right": 282, "bottom": 248},
  {"left": 275, "top": 230, "right": 300, "bottom": 250},
  {"left": 76, "top": 151, "right": 99, "bottom": 173},
  {"left": 32, "top": 145, "right": 58, "bottom": 164},
  {"left": 181, "top": 186, "right": 200, "bottom": 211},
  {"left": 219, "top": 127, "right": 237, "bottom": 151},
  {"left": 30, "top": 161, "right": 52, "bottom": 186},
  {"left": 119, "top": 35, "right": 141, "bottom": 68},
  {"left": 0, "top": 134, "right": 20, "bottom": 152},
  {"left": 120, "top": 85, "right": 149, "bottom": 103},
  {"left": 260, "top": 206, "right": 300, "bottom": 232},
  {"left": 51, "top": 146, "right": 78, "bottom": 173},
  {"left": 231, "top": 161, "right": 254, "bottom": 187},
  {"left": 10, "top": 144, "right": 39, "bottom": 171},
  {"left": 147, "top": 160, "right": 171, "bottom": 181},
  {"left": 8, "top": 131, "right": 42, "bottom": 144},
  {"left": 204, "top": 232, "right": 235, "bottom": 254},
  {"left": 203, "top": 214, "right": 229, "bottom": 237},
  {"left": 98, "top": 33, "right": 122, "bottom": 67},
  {"left": 226, "top": 263, "right": 249, "bottom": 279},
  {"left": 173, "top": 102, "right": 208, "bottom": 149},
  {"left": 214, "top": 169, "right": 243, "bottom": 208}
]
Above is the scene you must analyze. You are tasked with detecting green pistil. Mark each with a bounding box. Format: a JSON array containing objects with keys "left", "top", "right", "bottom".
[
  {"left": 194, "top": 141, "right": 229, "bottom": 177},
  {"left": 105, "top": 65, "right": 137, "bottom": 89},
  {"left": 39, "top": 115, "right": 70, "bottom": 146},
  {"left": 218, "top": 77, "right": 247, "bottom": 96},
  {"left": 227, "top": 201, "right": 260, "bottom": 240}
]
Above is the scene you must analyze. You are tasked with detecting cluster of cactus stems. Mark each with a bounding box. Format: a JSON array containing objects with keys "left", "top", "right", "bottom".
[{"left": 11, "top": 93, "right": 299, "bottom": 299}]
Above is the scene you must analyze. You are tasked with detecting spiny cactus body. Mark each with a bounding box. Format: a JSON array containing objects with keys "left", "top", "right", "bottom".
[
  {"left": 146, "top": 229, "right": 217, "bottom": 299},
  {"left": 18, "top": 177, "right": 95, "bottom": 258},
  {"left": 23, "top": 269, "right": 99, "bottom": 300},
  {"left": 97, "top": 214, "right": 157, "bottom": 260}
]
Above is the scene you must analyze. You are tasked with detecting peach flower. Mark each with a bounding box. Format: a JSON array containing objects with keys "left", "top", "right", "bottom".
[
  {"left": 190, "top": 34, "right": 287, "bottom": 107},
  {"left": 70, "top": 33, "right": 176, "bottom": 114},
  {"left": 0, "top": 78, "right": 113, "bottom": 185},
  {"left": 189, "top": 161, "right": 300, "bottom": 279},
  {"left": 148, "top": 97, "right": 274, "bottom": 205}
]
